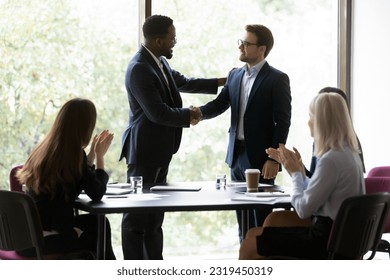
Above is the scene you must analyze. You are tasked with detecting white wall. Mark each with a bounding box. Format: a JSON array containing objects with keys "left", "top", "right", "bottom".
[{"left": 352, "top": 0, "right": 390, "bottom": 172}]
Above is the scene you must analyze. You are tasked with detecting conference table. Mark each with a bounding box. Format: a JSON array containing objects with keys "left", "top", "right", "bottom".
[{"left": 74, "top": 181, "right": 291, "bottom": 260}]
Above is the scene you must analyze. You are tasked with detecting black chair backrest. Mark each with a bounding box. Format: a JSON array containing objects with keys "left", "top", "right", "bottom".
[
  {"left": 0, "top": 190, "right": 44, "bottom": 259},
  {"left": 327, "top": 193, "right": 390, "bottom": 259}
]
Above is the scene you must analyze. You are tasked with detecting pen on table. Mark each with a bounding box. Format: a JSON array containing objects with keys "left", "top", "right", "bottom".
[
  {"left": 106, "top": 196, "right": 128, "bottom": 199},
  {"left": 108, "top": 181, "right": 118, "bottom": 184}
]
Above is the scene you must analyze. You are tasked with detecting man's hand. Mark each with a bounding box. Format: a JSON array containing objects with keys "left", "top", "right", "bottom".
[
  {"left": 217, "top": 77, "right": 227, "bottom": 87},
  {"left": 189, "top": 106, "right": 202, "bottom": 126},
  {"left": 262, "top": 160, "right": 279, "bottom": 179}
]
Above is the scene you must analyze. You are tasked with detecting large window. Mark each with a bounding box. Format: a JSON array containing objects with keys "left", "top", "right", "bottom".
[
  {"left": 152, "top": 0, "right": 338, "bottom": 184},
  {"left": 352, "top": 0, "right": 390, "bottom": 172},
  {"left": 153, "top": 0, "right": 338, "bottom": 258},
  {"left": 0, "top": 0, "right": 337, "bottom": 259},
  {"left": 0, "top": 0, "right": 137, "bottom": 259},
  {"left": 1, "top": 0, "right": 138, "bottom": 185}
]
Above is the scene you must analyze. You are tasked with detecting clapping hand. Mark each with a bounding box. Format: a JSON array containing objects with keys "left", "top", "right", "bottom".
[
  {"left": 278, "top": 144, "right": 305, "bottom": 176},
  {"left": 265, "top": 147, "right": 281, "bottom": 163},
  {"left": 87, "top": 133, "right": 98, "bottom": 165},
  {"left": 94, "top": 130, "right": 114, "bottom": 157},
  {"left": 93, "top": 130, "right": 114, "bottom": 170}
]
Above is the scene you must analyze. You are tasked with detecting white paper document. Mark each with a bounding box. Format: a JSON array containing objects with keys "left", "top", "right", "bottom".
[
  {"left": 231, "top": 191, "right": 290, "bottom": 203},
  {"left": 231, "top": 196, "right": 277, "bottom": 202},
  {"left": 228, "top": 182, "right": 274, "bottom": 188},
  {"left": 106, "top": 183, "right": 132, "bottom": 189},
  {"left": 245, "top": 192, "right": 290, "bottom": 197},
  {"left": 150, "top": 185, "right": 202, "bottom": 191},
  {"left": 104, "top": 188, "right": 132, "bottom": 195}
]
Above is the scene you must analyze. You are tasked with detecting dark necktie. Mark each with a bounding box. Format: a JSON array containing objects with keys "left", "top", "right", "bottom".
[{"left": 161, "top": 61, "right": 177, "bottom": 106}]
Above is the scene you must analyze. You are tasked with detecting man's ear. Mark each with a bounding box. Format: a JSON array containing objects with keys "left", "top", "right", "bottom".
[
  {"left": 259, "top": 45, "right": 266, "bottom": 56},
  {"left": 155, "top": 37, "right": 163, "bottom": 48}
]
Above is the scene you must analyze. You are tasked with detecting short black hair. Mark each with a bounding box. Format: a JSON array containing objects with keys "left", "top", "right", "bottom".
[
  {"left": 143, "top": 15, "right": 173, "bottom": 40},
  {"left": 318, "top": 86, "right": 348, "bottom": 105}
]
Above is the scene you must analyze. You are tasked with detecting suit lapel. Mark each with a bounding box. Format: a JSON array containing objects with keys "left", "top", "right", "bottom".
[
  {"left": 232, "top": 68, "right": 245, "bottom": 113},
  {"left": 141, "top": 47, "right": 164, "bottom": 82},
  {"left": 140, "top": 47, "right": 178, "bottom": 106}
]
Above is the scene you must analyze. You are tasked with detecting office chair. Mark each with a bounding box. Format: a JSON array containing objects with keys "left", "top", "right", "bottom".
[
  {"left": 267, "top": 193, "right": 390, "bottom": 260},
  {"left": 327, "top": 193, "right": 390, "bottom": 259},
  {"left": 365, "top": 168, "right": 390, "bottom": 258},
  {"left": 0, "top": 190, "right": 94, "bottom": 260},
  {"left": 0, "top": 189, "right": 46, "bottom": 259},
  {"left": 9, "top": 165, "right": 24, "bottom": 192},
  {"left": 1, "top": 166, "right": 41, "bottom": 259},
  {"left": 367, "top": 166, "right": 390, "bottom": 178}
]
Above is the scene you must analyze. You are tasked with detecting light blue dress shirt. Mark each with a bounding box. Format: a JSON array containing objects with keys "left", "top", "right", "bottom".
[
  {"left": 291, "top": 145, "right": 365, "bottom": 220},
  {"left": 237, "top": 59, "right": 267, "bottom": 140}
]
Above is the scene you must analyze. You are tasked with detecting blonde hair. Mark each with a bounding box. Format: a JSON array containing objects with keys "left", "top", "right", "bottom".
[{"left": 310, "top": 92, "right": 359, "bottom": 157}]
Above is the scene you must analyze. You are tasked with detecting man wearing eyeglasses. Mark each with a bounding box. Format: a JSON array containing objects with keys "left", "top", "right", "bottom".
[{"left": 198, "top": 24, "right": 292, "bottom": 242}]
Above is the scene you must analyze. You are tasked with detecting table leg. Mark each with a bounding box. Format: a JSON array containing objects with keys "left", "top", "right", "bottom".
[
  {"left": 241, "top": 209, "right": 249, "bottom": 239},
  {"left": 96, "top": 214, "right": 107, "bottom": 260}
]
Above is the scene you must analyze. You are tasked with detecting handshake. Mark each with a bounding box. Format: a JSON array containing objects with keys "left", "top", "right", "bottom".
[{"left": 189, "top": 106, "right": 202, "bottom": 126}]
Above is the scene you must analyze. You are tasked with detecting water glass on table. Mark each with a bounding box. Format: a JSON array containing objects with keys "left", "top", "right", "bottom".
[
  {"left": 130, "top": 176, "right": 143, "bottom": 193},
  {"left": 216, "top": 174, "right": 226, "bottom": 189}
]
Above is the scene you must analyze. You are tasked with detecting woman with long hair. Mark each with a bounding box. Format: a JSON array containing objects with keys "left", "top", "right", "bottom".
[
  {"left": 239, "top": 92, "right": 365, "bottom": 259},
  {"left": 17, "top": 98, "right": 116, "bottom": 259}
]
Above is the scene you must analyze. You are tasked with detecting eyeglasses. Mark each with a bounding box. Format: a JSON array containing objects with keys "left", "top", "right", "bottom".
[{"left": 237, "top": 39, "right": 258, "bottom": 48}]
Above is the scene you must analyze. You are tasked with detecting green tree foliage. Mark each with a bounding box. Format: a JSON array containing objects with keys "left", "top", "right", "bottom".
[
  {"left": 1, "top": 0, "right": 334, "bottom": 258},
  {"left": 0, "top": 0, "right": 237, "bottom": 257},
  {"left": 0, "top": 0, "right": 132, "bottom": 188}
]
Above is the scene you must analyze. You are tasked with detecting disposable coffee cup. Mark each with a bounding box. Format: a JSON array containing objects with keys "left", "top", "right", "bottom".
[{"left": 245, "top": 169, "right": 260, "bottom": 192}]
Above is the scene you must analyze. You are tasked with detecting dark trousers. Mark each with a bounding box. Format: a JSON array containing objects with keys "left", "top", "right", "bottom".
[
  {"left": 231, "top": 141, "right": 274, "bottom": 242},
  {"left": 121, "top": 164, "right": 167, "bottom": 260}
]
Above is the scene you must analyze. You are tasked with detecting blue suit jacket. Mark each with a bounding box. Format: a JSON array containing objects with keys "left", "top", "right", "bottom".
[
  {"left": 200, "top": 62, "right": 291, "bottom": 169},
  {"left": 119, "top": 46, "right": 218, "bottom": 167}
]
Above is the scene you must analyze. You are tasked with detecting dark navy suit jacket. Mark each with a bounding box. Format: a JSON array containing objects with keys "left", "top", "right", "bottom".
[
  {"left": 200, "top": 62, "right": 291, "bottom": 170},
  {"left": 119, "top": 46, "right": 218, "bottom": 167}
]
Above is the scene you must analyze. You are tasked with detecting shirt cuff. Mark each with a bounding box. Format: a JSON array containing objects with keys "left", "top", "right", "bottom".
[{"left": 291, "top": 172, "right": 307, "bottom": 194}]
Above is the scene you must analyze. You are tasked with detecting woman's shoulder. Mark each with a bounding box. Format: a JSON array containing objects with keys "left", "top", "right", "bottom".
[
  {"left": 322, "top": 146, "right": 355, "bottom": 157},
  {"left": 320, "top": 147, "right": 360, "bottom": 169}
]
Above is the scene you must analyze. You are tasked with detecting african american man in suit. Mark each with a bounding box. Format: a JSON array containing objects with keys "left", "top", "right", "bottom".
[{"left": 119, "top": 15, "right": 225, "bottom": 259}]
